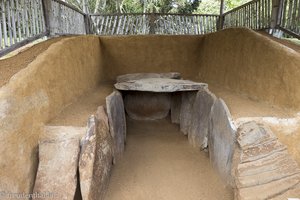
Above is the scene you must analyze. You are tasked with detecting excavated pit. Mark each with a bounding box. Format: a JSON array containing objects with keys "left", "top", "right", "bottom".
[{"left": 1, "top": 28, "right": 300, "bottom": 199}]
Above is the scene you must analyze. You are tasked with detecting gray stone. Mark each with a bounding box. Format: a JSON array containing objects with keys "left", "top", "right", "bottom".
[
  {"left": 106, "top": 91, "right": 126, "bottom": 164},
  {"left": 170, "top": 92, "right": 182, "bottom": 124},
  {"left": 33, "top": 126, "right": 85, "bottom": 200},
  {"left": 180, "top": 92, "right": 197, "bottom": 135},
  {"left": 115, "top": 78, "right": 207, "bottom": 92},
  {"left": 116, "top": 72, "right": 181, "bottom": 82},
  {"left": 79, "top": 106, "right": 113, "bottom": 200},
  {"left": 124, "top": 92, "right": 171, "bottom": 120},
  {"left": 208, "top": 98, "right": 236, "bottom": 185},
  {"left": 188, "top": 88, "right": 216, "bottom": 149},
  {"left": 233, "top": 121, "right": 300, "bottom": 199}
]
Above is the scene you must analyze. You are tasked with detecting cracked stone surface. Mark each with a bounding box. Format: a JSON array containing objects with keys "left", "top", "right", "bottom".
[
  {"left": 79, "top": 106, "right": 113, "bottom": 200},
  {"left": 106, "top": 91, "right": 126, "bottom": 164},
  {"left": 33, "top": 126, "right": 85, "bottom": 200},
  {"left": 208, "top": 98, "right": 236, "bottom": 185},
  {"left": 234, "top": 121, "right": 300, "bottom": 199},
  {"left": 188, "top": 88, "right": 217, "bottom": 149}
]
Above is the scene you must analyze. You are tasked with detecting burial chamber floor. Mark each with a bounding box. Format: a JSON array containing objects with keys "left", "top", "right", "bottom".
[{"left": 104, "top": 118, "right": 233, "bottom": 200}]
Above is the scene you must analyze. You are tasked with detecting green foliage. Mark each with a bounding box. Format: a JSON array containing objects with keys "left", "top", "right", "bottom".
[{"left": 65, "top": 0, "right": 251, "bottom": 14}]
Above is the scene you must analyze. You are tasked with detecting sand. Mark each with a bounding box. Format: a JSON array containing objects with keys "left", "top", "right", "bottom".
[{"left": 105, "top": 118, "right": 233, "bottom": 200}]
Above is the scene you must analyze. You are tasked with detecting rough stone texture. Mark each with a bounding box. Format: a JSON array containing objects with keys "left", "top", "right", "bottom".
[
  {"left": 234, "top": 121, "right": 300, "bottom": 200},
  {"left": 124, "top": 92, "right": 171, "bottom": 120},
  {"left": 115, "top": 78, "right": 207, "bottom": 92},
  {"left": 79, "top": 106, "right": 113, "bottom": 200},
  {"left": 208, "top": 98, "right": 236, "bottom": 185},
  {"left": 188, "top": 88, "right": 217, "bottom": 149},
  {"left": 170, "top": 92, "right": 182, "bottom": 124},
  {"left": 33, "top": 126, "right": 86, "bottom": 200},
  {"left": 106, "top": 91, "right": 126, "bottom": 164},
  {"left": 180, "top": 92, "right": 197, "bottom": 135},
  {"left": 116, "top": 72, "right": 181, "bottom": 82}
]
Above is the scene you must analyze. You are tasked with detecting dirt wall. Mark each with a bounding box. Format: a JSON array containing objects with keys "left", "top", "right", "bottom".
[
  {"left": 99, "top": 35, "right": 203, "bottom": 81},
  {"left": 198, "top": 28, "right": 300, "bottom": 110},
  {"left": 0, "top": 36, "right": 103, "bottom": 195}
]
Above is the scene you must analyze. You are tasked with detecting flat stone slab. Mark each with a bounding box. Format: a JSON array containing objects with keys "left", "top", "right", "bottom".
[
  {"left": 106, "top": 91, "right": 126, "bottom": 164},
  {"left": 116, "top": 72, "right": 181, "bottom": 82},
  {"left": 79, "top": 106, "right": 113, "bottom": 200},
  {"left": 34, "top": 126, "right": 85, "bottom": 200},
  {"left": 188, "top": 88, "right": 217, "bottom": 149},
  {"left": 115, "top": 78, "right": 207, "bottom": 92},
  {"left": 234, "top": 121, "right": 300, "bottom": 199},
  {"left": 208, "top": 98, "right": 236, "bottom": 185}
]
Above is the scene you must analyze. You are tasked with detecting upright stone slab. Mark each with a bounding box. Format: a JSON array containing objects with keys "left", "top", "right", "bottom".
[
  {"left": 180, "top": 92, "right": 197, "bottom": 135},
  {"left": 116, "top": 72, "right": 181, "bottom": 82},
  {"left": 33, "top": 126, "right": 86, "bottom": 200},
  {"left": 124, "top": 92, "right": 171, "bottom": 120},
  {"left": 233, "top": 121, "right": 300, "bottom": 199},
  {"left": 171, "top": 92, "right": 182, "bottom": 124},
  {"left": 208, "top": 99, "right": 236, "bottom": 185},
  {"left": 188, "top": 88, "right": 217, "bottom": 149},
  {"left": 106, "top": 91, "right": 126, "bottom": 163},
  {"left": 79, "top": 106, "right": 113, "bottom": 200}
]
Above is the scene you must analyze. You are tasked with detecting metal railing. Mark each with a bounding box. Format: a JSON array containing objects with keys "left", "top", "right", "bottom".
[
  {"left": 90, "top": 13, "right": 219, "bottom": 35},
  {"left": 223, "top": 0, "right": 272, "bottom": 30}
]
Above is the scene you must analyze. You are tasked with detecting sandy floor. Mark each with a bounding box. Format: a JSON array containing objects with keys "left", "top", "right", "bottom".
[{"left": 105, "top": 118, "right": 233, "bottom": 200}]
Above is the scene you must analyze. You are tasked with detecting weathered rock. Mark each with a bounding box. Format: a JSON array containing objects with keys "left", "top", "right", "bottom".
[
  {"left": 79, "top": 106, "right": 113, "bottom": 200},
  {"left": 208, "top": 98, "right": 236, "bottom": 185},
  {"left": 116, "top": 72, "right": 181, "bottom": 82},
  {"left": 106, "top": 91, "right": 126, "bottom": 164},
  {"left": 180, "top": 92, "right": 197, "bottom": 135},
  {"left": 115, "top": 78, "right": 207, "bottom": 92},
  {"left": 188, "top": 88, "right": 216, "bottom": 149},
  {"left": 33, "top": 126, "right": 86, "bottom": 200},
  {"left": 234, "top": 121, "right": 300, "bottom": 199},
  {"left": 124, "top": 92, "right": 171, "bottom": 120},
  {"left": 170, "top": 92, "right": 182, "bottom": 124}
]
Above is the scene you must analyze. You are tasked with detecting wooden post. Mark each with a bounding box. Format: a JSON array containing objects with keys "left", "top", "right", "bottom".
[
  {"left": 41, "top": 0, "right": 51, "bottom": 36},
  {"left": 149, "top": 12, "right": 156, "bottom": 34},
  {"left": 218, "top": 0, "right": 225, "bottom": 30},
  {"left": 270, "top": 0, "right": 283, "bottom": 35},
  {"left": 84, "top": 14, "right": 91, "bottom": 34}
]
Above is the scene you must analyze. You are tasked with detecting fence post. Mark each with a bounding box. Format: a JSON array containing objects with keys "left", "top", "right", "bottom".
[
  {"left": 270, "top": 0, "right": 284, "bottom": 35},
  {"left": 218, "top": 0, "right": 225, "bottom": 30},
  {"left": 41, "top": 0, "right": 51, "bottom": 36},
  {"left": 149, "top": 12, "right": 156, "bottom": 34},
  {"left": 84, "top": 14, "right": 91, "bottom": 34}
]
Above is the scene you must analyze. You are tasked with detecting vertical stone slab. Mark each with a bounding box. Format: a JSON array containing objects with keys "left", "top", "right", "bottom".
[
  {"left": 79, "top": 106, "right": 113, "bottom": 200},
  {"left": 33, "top": 126, "right": 85, "bottom": 200},
  {"left": 188, "top": 89, "right": 217, "bottom": 149},
  {"left": 180, "top": 91, "right": 197, "bottom": 135},
  {"left": 208, "top": 99, "right": 236, "bottom": 185},
  {"left": 106, "top": 91, "right": 126, "bottom": 164},
  {"left": 171, "top": 92, "right": 182, "bottom": 124}
]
